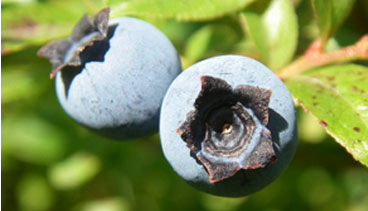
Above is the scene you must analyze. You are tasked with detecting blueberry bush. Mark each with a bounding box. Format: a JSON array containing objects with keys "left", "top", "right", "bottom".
[{"left": 2, "top": 0, "right": 368, "bottom": 210}]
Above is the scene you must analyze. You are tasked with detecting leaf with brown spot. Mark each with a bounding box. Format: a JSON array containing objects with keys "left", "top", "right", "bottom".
[{"left": 286, "top": 64, "right": 368, "bottom": 167}]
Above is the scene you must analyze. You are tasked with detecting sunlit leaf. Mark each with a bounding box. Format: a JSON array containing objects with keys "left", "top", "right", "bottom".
[
  {"left": 110, "top": 0, "right": 255, "bottom": 21},
  {"left": 286, "top": 64, "right": 368, "bottom": 166},
  {"left": 241, "top": 0, "right": 298, "bottom": 70},
  {"left": 311, "top": 0, "right": 356, "bottom": 45}
]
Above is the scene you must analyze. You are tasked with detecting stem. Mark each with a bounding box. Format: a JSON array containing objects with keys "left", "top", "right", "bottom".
[{"left": 277, "top": 34, "right": 368, "bottom": 80}]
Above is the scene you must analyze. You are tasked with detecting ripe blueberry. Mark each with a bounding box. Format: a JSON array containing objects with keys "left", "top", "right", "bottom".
[
  {"left": 38, "top": 8, "right": 181, "bottom": 140},
  {"left": 159, "top": 55, "right": 297, "bottom": 197}
]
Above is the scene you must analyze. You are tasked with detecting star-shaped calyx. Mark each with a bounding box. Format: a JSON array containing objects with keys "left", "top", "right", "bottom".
[
  {"left": 37, "top": 8, "right": 110, "bottom": 79},
  {"left": 176, "top": 76, "right": 276, "bottom": 183}
]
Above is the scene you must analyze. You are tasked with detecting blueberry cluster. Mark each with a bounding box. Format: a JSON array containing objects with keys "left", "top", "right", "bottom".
[{"left": 39, "top": 8, "right": 297, "bottom": 197}]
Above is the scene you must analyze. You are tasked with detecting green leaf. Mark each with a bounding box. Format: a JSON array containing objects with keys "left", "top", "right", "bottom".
[
  {"left": 184, "top": 26, "right": 212, "bottom": 64},
  {"left": 240, "top": 11, "right": 269, "bottom": 64},
  {"left": 240, "top": 0, "right": 298, "bottom": 70},
  {"left": 286, "top": 64, "right": 368, "bottom": 166},
  {"left": 311, "top": 0, "right": 356, "bottom": 45},
  {"left": 110, "top": 0, "right": 255, "bottom": 21},
  {"left": 184, "top": 24, "right": 239, "bottom": 65}
]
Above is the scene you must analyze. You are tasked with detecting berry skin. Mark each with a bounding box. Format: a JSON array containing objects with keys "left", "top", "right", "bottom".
[
  {"left": 39, "top": 9, "right": 181, "bottom": 140},
  {"left": 159, "top": 55, "right": 297, "bottom": 197}
]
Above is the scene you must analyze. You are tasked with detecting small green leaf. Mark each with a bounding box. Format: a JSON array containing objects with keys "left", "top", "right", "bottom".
[
  {"left": 240, "top": 12, "right": 269, "bottom": 63},
  {"left": 110, "top": 0, "right": 255, "bottom": 21},
  {"left": 311, "top": 0, "right": 356, "bottom": 45},
  {"left": 286, "top": 64, "right": 368, "bottom": 166},
  {"left": 184, "top": 24, "right": 239, "bottom": 64},
  {"left": 241, "top": 0, "right": 298, "bottom": 70},
  {"left": 184, "top": 26, "right": 213, "bottom": 64}
]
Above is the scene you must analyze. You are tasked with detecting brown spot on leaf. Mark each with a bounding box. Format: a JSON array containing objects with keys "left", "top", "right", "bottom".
[
  {"left": 313, "top": 102, "right": 318, "bottom": 106},
  {"left": 326, "top": 76, "right": 335, "bottom": 81},
  {"left": 319, "top": 121, "right": 328, "bottom": 128},
  {"left": 312, "top": 96, "right": 317, "bottom": 100},
  {"left": 352, "top": 86, "right": 366, "bottom": 94},
  {"left": 353, "top": 127, "right": 360, "bottom": 132}
]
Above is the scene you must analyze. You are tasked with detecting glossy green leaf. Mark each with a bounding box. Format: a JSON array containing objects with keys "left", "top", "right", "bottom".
[
  {"left": 110, "top": 0, "right": 255, "bottom": 21},
  {"left": 286, "top": 64, "right": 368, "bottom": 166},
  {"left": 241, "top": 0, "right": 298, "bottom": 70},
  {"left": 311, "top": 0, "right": 356, "bottom": 44}
]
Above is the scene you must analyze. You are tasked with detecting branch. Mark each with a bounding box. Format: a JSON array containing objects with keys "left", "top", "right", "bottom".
[{"left": 277, "top": 34, "right": 368, "bottom": 80}]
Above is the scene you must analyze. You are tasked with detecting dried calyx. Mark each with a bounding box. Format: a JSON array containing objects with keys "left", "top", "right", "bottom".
[
  {"left": 37, "top": 8, "right": 110, "bottom": 79},
  {"left": 177, "top": 76, "right": 276, "bottom": 183}
]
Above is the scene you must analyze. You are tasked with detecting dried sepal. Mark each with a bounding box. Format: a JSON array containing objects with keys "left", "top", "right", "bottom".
[
  {"left": 242, "top": 129, "right": 276, "bottom": 170},
  {"left": 176, "top": 76, "right": 276, "bottom": 183},
  {"left": 196, "top": 155, "right": 241, "bottom": 183},
  {"left": 37, "top": 7, "right": 110, "bottom": 79},
  {"left": 235, "top": 85, "right": 272, "bottom": 125}
]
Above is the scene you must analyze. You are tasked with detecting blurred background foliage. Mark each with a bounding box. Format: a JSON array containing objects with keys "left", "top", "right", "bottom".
[{"left": 2, "top": 0, "right": 368, "bottom": 210}]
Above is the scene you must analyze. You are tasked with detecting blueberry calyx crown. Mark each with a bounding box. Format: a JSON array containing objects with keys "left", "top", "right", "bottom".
[
  {"left": 176, "top": 76, "right": 276, "bottom": 183},
  {"left": 37, "top": 7, "right": 110, "bottom": 79}
]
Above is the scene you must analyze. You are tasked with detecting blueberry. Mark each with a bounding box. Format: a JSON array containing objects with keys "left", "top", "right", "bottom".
[
  {"left": 159, "top": 55, "right": 297, "bottom": 197},
  {"left": 38, "top": 8, "right": 181, "bottom": 140}
]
